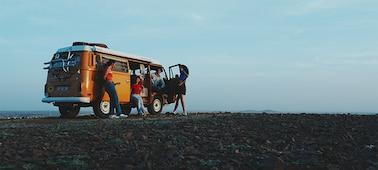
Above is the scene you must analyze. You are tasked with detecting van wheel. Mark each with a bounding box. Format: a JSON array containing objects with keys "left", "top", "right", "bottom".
[
  {"left": 59, "top": 105, "right": 80, "bottom": 118},
  {"left": 148, "top": 96, "right": 163, "bottom": 114},
  {"left": 93, "top": 100, "right": 111, "bottom": 118},
  {"left": 121, "top": 105, "right": 131, "bottom": 115}
]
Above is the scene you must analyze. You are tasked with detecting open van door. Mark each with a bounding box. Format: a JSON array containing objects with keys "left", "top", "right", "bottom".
[{"left": 164, "top": 64, "right": 181, "bottom": 103}]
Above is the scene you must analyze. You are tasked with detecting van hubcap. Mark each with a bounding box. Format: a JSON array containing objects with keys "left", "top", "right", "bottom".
[
  {"left": 153, "top": 99, "right": 162, "bottom": 112},
  {"left": 100, "top": 101, "right": 110, "bottom": 114}
]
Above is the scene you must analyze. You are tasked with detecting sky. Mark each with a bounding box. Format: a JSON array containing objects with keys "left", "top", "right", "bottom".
[{"left": 0, "top": 0, "right": 377, "bottom": 113}]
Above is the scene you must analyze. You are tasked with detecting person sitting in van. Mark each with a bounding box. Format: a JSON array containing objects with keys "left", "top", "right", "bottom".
[
  {"left": 131, "top": 76, "right": 147, "bottom": 116},
  {"left": 104, "top": 60, "right": 128, "bottom": 118},
  {"left": 173, "top": 64, "right": 189, "bottom": 116},
  {"left": 151, "top": 68, "right": 165, "bottom": 92}
]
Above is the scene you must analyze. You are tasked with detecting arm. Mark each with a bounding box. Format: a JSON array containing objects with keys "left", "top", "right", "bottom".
[
  {"left": 178, "top": 80, "right": 185, "bottom": 86},
  {"left": 182, "top": 70, "right": 189, "bottom": 77},
  {"left": 178, "top": 72, "right": 187, "bottom": 86}
]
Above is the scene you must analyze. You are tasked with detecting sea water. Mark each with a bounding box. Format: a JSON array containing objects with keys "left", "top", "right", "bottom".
[{"left": 0, "top": 110, "right": 93, "bottom": 119}]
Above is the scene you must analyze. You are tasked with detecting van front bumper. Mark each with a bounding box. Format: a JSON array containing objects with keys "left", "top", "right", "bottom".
[{"left": 42, "top": 97, "right": 91, "bottom": 103}]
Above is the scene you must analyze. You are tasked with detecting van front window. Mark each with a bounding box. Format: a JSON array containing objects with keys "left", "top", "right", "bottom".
[{"left": 49, "top": 52, "right": 81, "bottom": 69}]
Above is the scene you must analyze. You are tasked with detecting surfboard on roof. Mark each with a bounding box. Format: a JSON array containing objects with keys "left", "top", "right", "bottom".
[{"left": 56, "top": 42, "right": 161, "bottom": 65}]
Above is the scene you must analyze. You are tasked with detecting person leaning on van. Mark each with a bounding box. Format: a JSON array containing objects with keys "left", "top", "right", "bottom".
[{"left": 104, "top": 60, "right": 128, "bottom": 118}]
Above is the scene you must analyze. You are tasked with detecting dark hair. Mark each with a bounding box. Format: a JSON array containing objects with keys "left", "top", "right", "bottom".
[
  {"left": 105, "top": 60, "right": 115, "bottom": 67},
  {"left": 180, "top": 64, "right": 189, "bottom": 75}
]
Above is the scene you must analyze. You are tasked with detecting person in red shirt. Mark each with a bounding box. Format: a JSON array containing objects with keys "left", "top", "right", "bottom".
[{"left": 131, "top": 76, "right": 146, "bottom": 115}]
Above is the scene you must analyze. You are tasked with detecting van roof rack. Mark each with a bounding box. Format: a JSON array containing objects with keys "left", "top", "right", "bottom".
[{"left": 72, "top": 42, "right": 108, "bottom": 48}]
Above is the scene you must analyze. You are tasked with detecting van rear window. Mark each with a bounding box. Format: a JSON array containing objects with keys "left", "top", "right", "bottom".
[{"left": 49, "top": 52, "right": 81, "bottom": 69}]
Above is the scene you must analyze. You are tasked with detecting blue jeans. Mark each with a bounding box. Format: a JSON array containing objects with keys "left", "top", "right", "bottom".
[
  {"left": 132, "top": 94, "right": 145, "bottom": 115},
  {"left": 105, "top": 81, "right": 122, "bottom": 115}
]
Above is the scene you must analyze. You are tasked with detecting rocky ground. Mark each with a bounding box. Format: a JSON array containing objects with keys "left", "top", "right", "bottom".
[{"left": 0, "top": 113, "right": 377, "bottom": 170}]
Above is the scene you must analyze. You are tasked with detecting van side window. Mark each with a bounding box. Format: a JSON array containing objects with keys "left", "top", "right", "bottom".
[
  {"left": 88, "top": 54, "right": 94, "bottom": 67},
  {"left": 96, "top": 56, "right": 107, "bottom": 71},
  {"left": 113, "top": 62, "right": 129, "bottom": 73},
  {"left": 101, "top": 58, "right": 109, "bottom": 66},
  {"left": 96, "top": 55, "right": 101, "bottom": 66}
]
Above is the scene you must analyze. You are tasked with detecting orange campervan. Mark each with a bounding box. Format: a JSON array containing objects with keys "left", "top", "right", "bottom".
[{"left": 42, "top": 42, "right": 183, "bottom": 118}]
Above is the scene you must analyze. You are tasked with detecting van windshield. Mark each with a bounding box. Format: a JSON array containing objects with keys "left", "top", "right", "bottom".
[{"left": 49, "top": 52, "right": 81, "bottom": 69}]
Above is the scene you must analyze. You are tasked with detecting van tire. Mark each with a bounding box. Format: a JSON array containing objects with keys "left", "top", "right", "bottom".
[
  {"left": 148, "top": 96, "right": 163, "bottom": 114},
  {"left": 59, "top": 105, "right": 80, "bottom": 118},
  {"left": 93, "top": 100, "right": 111, "bottom": 119}
]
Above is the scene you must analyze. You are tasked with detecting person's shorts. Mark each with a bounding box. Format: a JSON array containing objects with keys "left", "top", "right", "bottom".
[{"left": 177, "top": 83, "right": 186, "bottom": 95}]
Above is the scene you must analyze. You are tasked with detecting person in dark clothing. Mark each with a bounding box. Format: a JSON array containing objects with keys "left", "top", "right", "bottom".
[{"left": 173, "top": 64, "right": 189, "bottom": 116}]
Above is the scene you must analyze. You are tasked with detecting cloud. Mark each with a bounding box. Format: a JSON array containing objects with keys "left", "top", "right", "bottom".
[
  {"left": 28, "top": 16, "right": 60, "bottom": 26},
  {"left": 287, "top": 0, "right": 358, "bottom": 15},
  {"left": 187, "top": 13, "right": 206, "bottom": 22},
  {"left": 0, "top": 37, "right": 6, "bottom": 45},
  {"left": 294, "top": 52, "right": 378, "bottom": 70}
]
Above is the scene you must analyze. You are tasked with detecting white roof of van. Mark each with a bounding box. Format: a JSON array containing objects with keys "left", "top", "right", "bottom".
[{"left": 56, "top": 45, "right": 161, "bottom": 65}]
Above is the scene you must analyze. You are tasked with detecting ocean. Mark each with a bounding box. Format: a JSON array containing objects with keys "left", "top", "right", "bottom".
[{"left": 0, "top": 110, "right": 93, "bottom": 119}]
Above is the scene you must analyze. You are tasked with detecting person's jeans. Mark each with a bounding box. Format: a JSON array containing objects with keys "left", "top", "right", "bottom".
[
  {"left": 105, "top": 81, "right": 122, "bottom": 115},
  {"left": 152, "top": 85, "right": 162, "bottom": 93},
  {"left": 132, "top": 94, "right": 145, "bottom": 115}
]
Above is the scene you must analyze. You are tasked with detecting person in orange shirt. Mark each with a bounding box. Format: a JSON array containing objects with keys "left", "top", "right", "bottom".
[{"left": 104, "top": 60, "right": 127, "bottom": 118}]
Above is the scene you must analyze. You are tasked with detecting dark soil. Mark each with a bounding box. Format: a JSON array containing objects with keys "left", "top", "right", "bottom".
[{"left": 0, "top": 113, "right": 377, "bottom": 170}]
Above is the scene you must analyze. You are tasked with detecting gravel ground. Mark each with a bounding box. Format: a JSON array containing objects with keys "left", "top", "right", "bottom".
[{"left": 0, "top": 113, "right": 377, "bottom": 170}]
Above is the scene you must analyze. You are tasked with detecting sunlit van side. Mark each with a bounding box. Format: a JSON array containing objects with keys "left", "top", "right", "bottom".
[{"left": 42, "top": 42, "right": 180, "bottom": 118}]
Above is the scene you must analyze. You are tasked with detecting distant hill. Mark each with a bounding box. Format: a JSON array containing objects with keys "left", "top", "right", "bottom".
[{"left": 239, "top": 109, "right": 278, "bottom": 113}]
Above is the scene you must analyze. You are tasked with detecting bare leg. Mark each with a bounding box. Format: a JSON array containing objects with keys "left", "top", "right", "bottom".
[
  {"left": 180, "top": 95, "right": 186, "bottom": 113},
  {"left": 173, "top": 94, "right": 180, "bottom": 112}
]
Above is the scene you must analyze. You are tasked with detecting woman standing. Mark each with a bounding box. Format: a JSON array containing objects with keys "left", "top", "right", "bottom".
[
  {"left": 104, "top": 60, "right": 127, "bottom": 118},
  {"left": 173, "top": 64, "right": 189, "bottom": 116},
  {"left": 131, "top": 76, "right": 147, "bottom": 116}
]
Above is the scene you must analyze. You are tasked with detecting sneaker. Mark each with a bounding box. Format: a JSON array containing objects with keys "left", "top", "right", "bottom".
[
  {"left": 183, "top": 111, "right": 188, "bottom": 116},
  {"left": 119, "top": 114, "right": 128, "bottom": 118},
  {"left": 172, "top": 111, "right": 177, "bottom": 115},
  {"left": 109, "top": 115, "right": 119, "bottom": 119}
]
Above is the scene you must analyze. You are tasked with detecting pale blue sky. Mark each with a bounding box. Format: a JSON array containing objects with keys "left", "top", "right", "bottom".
[{"left": 0, "top": 0, "right": 377, "bottom": 112}]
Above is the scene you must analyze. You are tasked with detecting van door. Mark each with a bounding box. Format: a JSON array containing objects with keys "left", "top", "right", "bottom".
[
  {"left": 112, "top": 61, "right": 131, "bottom": 104},
  {"left": 165, "top": 64, "right": 181, "bottom": 103}
]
